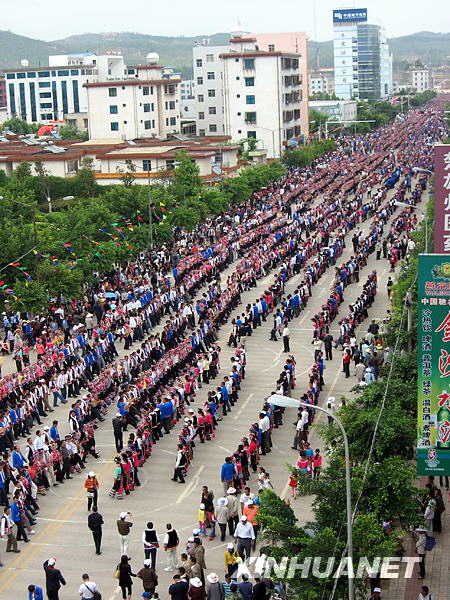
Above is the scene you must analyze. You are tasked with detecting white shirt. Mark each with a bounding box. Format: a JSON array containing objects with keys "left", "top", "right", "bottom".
[
  {"left": 240, "top": 492, "right": 255, "bottom": 506},
  {"left": 79, "top": 581, "right": 98, "bottom": 599},
  {"left": 233, "top": 521, "right": 255, "bottom": 539},
  {"left": 282, "top": 327, "right": 290, "bottom": 337}
]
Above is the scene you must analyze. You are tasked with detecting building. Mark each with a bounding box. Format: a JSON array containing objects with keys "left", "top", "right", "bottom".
[
  {"left": 4, "top": 52, "right": 126, "bottom": 123},
  {"left": 333, "top": 8, "right": 392, "bottom": 100},
  {"left": 192, "top": 26, "right": 309, "bottom": 146},
  {"left": 0, "top": 134, "right": 243, "bottom": 184},
  {"left": 84, "top": 56, "right": 181, "bottom": 140},
  {"left": 221, "top": 35, "right": 302, "bottom": 158},
  {"left": 0, "top": 76, "right": 6, "bottom": 108},
  {"left": 308, "top": 68, "right": 335, "bottom": 97},
  {"left": 309, "top": 99, "right": 357, "bottom": 121},
  {"left": 411, "top": 68, "right": 431, "bottom": 93}
]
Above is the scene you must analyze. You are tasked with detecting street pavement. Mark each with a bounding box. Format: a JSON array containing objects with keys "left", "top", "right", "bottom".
[{"left": 0, "top": 183, "right": 446, "bottom": 600}]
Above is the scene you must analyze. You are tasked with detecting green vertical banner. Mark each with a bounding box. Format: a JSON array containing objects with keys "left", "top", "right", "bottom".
[{"left": 417, "top": 254, "right": 450, "bottom": 475}]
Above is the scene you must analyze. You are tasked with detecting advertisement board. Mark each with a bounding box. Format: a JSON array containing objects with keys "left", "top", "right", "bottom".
[
  {"left": 333, "top": 8, "right": 368, "bottom": 23},
  {"left": 433, "top": 144, "right": 450, "bottom": 254},
  {"left": 417, "top": 254, "right": 450, "bottom": 475}
]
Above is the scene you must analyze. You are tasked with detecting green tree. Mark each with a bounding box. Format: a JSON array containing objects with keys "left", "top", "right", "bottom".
[
  {"left": 172, "top": 149, "right": 202, "bottom": 200},
  {"left": 309, "top": 108, "right": 329, "bottom": 133},
  {"left": 13, "top": 161, "right": 32, "bottom": 181},
  {"left": 74, "top": 157, "right": 98, "bottom": 198},
  {"left": 9, "top": 280, "right": 48, "bottom": 313},
  {"left": 59, "top": 124, "right": 88, "bottom": 140},
  {"left": 2, "top": 117, "right": 31, "bottom": 134},
  {"left": 116, "top": 160, "right": 137, "bottom": 187},
  {"left": 34, "top": 161, "right": 53, "bottom": 208}
]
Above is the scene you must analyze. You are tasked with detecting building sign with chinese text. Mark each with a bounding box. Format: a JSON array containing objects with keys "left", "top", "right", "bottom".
[
  {"left": 333, "top": 8, "right": 368, "bottom": 23},
  {"left": 418, "top": 254, "right": 450, "bottom": 475},
  {"left": 434, "top": 144, "right": 450, "bottom": 254}
]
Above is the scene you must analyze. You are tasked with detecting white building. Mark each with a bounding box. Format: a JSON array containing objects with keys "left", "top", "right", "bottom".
[
  {"left": 221, "top": 35, "right": 302, "bottom": 158},
  {"left": 4, "top": 52, "right": 125, "bottom": 123},
  {"left": 84, "top": 59, "right": 181, "bottom": 140},
  {"left": 411, "top": 68, "right": 431, "bottom": 93},
  {"left": 333, "top": 8, "right": 392, "bottom": 100},
  {"left": 309, "top": 99, "right": 357, "bottom": 121},
  {"left": 192, "top": 43, "right": 227, "bottom": 136},
  {"left": 308, "top": 69, "right": 335, "bottom": 96}
]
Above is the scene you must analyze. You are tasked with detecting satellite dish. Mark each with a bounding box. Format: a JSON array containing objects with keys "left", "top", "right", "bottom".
[{"left": 212, "top": 166, "right": 223, "bottom": 175}]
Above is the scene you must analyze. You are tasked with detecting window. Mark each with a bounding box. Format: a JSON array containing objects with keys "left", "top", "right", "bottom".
[
  {"left": 40, "top": 103, "right": 52, "bottom": 108},
  {"left": 245, "top": 77, "right": 255, "bottom": 87},
  {"left": 169, "top": 101, "right": 175, "bottom": 109},
  {"left": 208, "top": 106, "right": 216, "bottom": 114},
  {"left": 246, "top": 95, "right": 255, "bottom": 104},
  {"left": 38, "top": 71, "right": 50, "bottom": 77},
  {"left": 208, "top": 89, "right": 215, "bottom": 97},
  {"left": 170, "top": 117, "right": 176, "bottom": 126},
  {"left": 61, "top": 80, "right": 68, "bottom": 114},
  {"left": 41, "top": 113, "right": 51, "bottom": 120},
  {"left": 207, "top": 72, "right": 215, "bottom": 80},
  {"left": 29, "top": 82, "right": 37, "bottom": 122},
  {"left": 110, "top": 122, "right": 119, "bottom": 131},
  {"left": 209, "top": 124, "right": 217, "bottom": 132},
  {"left": 196, "top": 59, "right": 203, "bottom": 67},
  {"left": 143, "top": 159, "right": 152, "bottom": 171},
  {"left": 247, "top": 131, "right": 257, "bottom": 138},
  {"left": 109, "top": 105, "right": 118, "bottom": 114},
  {"left": 206, "top": 54, "right": 214, "bottom": 62},
  {"left": 144, "top": 120, "right": 152, "bottom": 129},
  {"left": 166, "top": 160, "right": 175, "bottom": 169},
  {"left": 243, "top": 59, "right": 254, "bottom": 69},
  {"left": 197, "top": 77, "right": 203, "bottom": 85},
  {"left": 198, "top": 94, "right": 204, "bottom": 102},
  {"left": 236, "top": 77, "right": 240, "bottom": 80},
  {"left": 40, "top": 92, "right": 51, "bottom": 98},
  {"left": 143, "top": 103, "right": 151, "bottom": 112},
  {"left": 122, "top": 104, "right": 126, "bottom": 107},
  {"left": 236, "top": 94, "right": 240, "bottom": 98},
  {"left": 38, "top": 82, "right": 51, "bottom": 88},
  {"left": 268, "top": 44, "right": 275, "bottom": 52},
  {"left": 57, "top": 70, "right": 69, "bottom": 76},
  {"left": 245, "top": 112, "right": 256, "bottom": 123},
  {"left": 108, "top": 88, "right": 117, "bottom": 97},
  {"left": 27, "top": 72, "right": 36, "bottom": 78},
  {"left": 199, "top": 129, "right": 206, "bottom": 136},
  {"left": 17, "top": 73, "right": 26, "bottom": 79},
  {"left": 198, "top": 112, "right": 205, "bottom": 119},
  {"left": 52, "top": 81, "right": 58, "bottom": 114},
  {"left": 70, "top": 69, "right": 79, "bottom": 76},
  {"left": 84, "top": 119, "right": 88, "bottom": 128},
  {"left": 6, "top": 73, "right": 15, "bottom": 79},
  {"left": 72, "top": 80, "right": 79, "bottom": 113},
  {"left": 143, "top": 86, "right": 150, "bottom": 95}
]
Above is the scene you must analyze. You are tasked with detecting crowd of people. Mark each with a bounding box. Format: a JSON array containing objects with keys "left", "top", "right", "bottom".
[{"left": 0, "top": 101, "right": 447, "bottom": 600}]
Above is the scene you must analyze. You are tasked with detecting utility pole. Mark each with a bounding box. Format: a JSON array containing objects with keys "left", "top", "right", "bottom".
[
  {"left": 32, "top": 208, "right": 40, "bottom": 282},
  {"left": 405, "top": 290, "right": 413, "bottom": 352}
]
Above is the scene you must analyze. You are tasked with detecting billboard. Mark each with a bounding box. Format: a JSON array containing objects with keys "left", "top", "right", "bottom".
[
  {"left": 417, "top": 254, "right": 450, "bottom": 475},
  {"left": 333, "top": 8, "right": 367, "bottom": 23},
  {"left": 434, "top": 144, "right": 450, "bottom": 254}
]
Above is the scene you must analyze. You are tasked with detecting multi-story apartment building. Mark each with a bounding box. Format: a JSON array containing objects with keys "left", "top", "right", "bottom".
[
  {"left": 333, "top": 8, "right": 392, "bottom": 100},
  {"left": 192, "top": 44, "right": 226, "bottom": 137},
  {"left": 308, "top": 68, "right": 335, "bottom": 96},
  {"left": 4, "top": 52, "right": 125, "bottom": 122},
  {"left": 411, "top": 68, "right": 431, "bottom": 93},
  {"left": 84, "top": 60, "right": 180, "bottom": 140},
  {"left": 221, "top": 36, "right": 302, "bottom": 158}
]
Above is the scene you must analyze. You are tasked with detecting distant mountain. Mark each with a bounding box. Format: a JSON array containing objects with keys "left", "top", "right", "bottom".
[{"left": 0, "top": 29, "right": 449, "bottom": 78}]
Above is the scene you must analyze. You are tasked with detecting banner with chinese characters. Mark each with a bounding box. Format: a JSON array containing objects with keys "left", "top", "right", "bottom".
[
  {"left": 434, "top": 144, "right": 450, "bottom": 254},
  {"left": 417, "top": 254, "right": 450, "bottom": 475}
]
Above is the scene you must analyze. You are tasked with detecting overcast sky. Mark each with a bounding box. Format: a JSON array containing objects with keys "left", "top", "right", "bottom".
[{"left": 5, "top": 0, "right": 449, "bottom": 41}]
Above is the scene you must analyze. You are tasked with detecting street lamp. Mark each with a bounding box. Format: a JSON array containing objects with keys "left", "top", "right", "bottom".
[
  {"left": 0, "top": 195, "right": 40, "bottom": 281},
  {"left": 48, "top": 195, "right": 74, "bottom": 213},
  {"left": 268, "top": 393, "right": 355, "bottom": 600},
  {"left": 253, "top": 125, "right": 283, "bottom": 159}
]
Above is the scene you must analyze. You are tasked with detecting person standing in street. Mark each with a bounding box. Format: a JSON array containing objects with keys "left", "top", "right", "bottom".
[
  {"left": 1, "top": 505, "right": 20, "bottom": 555},
  {"left": 84, "top": 472, "right": 99, "bottom": 511},
  {"left": 137, "top": 559, "right": 159, "bottom": 595},
  {"left": 168, "top": 573, "right": 189, "bottom": 600},
  {"left": 142, "top": 521, "right": 159, "bottom": 569},
  {"left": 43, "top": 558, "right": 66, "bottom": 600},
  {"left": 418, "top": 584, "right": 434, "bottom": 600},
  {"left": 78, "top": 573, "right": 99, "bottom": 600},
  {"left": 233, "top": 515, "right": 255, "bottom": 564},
  {"left": 415, "top": 527, "right": 427, "bottom": 579},
  {"left": 117, "top": 512, "right": 133, "bottom": 558},
  {"left": 220, "top": 458, "right": 235, "bottom": 494},
  {"left": 163, "top": 523, "right": 179, "bottom": 572},
  {"left": 323, "top": 330, "right": 333, "bottom": 361},
  {"left": 282, "top": 322, "right": 290, "bottom": 353},
  {"left": 117, "top": 554, "right": 135, "bottom": 600},
  {"left": 112, "top": 414, "right": 126, "bottom": 453},
  {"left": 87, "top": 506, "right": 104, "bottom": 555}
]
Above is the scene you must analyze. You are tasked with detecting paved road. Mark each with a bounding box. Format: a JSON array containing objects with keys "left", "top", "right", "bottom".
[{"left": 0, "top": 184, "right": 425, "bottom": 599}]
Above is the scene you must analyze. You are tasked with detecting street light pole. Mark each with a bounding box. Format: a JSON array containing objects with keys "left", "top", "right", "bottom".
[
  {"left": 147, "top": 168, "right": 154, "bottom": 249},
  {"left": 268, "top": 394, "right": 354, "bottom": 600}
]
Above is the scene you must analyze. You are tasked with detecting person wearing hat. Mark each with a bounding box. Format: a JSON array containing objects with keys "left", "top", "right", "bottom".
[
  {"left": 225, "top": 489, "right": 239, "bottom": 537},
  {"left": 87, "top": 506, "right": 104, "bottom": 555},
  {"left": 370, "top": 587, "right": 382, "bottom": 599},
  {"left": 168, "top": 574, "right": 189, "bottom": 600},
  {"left": 224, "top": 543, "right": 240, "bottom": 578},
  {"left": 206, "top": 572, "right": 223, "bottom": 600},
  {"left": 137, "top": 559, "right": 158, "bottom": 595},
  {"left": 117, "top": 512, "right": 133, "bottom": 558},
  {"left": 214, "top": 498, "right": 229, "bottom": 542},
  {"left": 43, "top": 558, "right": 66, "bottom": 600},
  {"left": 233, "top": 516, "right": 255, "bottom": 564},
  {"left": 189, "top": 577, "right": 206, "bottom": 600},
  {"left": 84, "top": 472, "right": 100, "bottom": 511},
  {"left": 415, "top": 527, "right": 427, "bottom": 579}
]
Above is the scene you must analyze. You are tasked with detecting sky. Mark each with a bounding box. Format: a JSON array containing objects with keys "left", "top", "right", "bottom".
[{"left": 4, "top": 0, "right": 450, "bottom": 42}]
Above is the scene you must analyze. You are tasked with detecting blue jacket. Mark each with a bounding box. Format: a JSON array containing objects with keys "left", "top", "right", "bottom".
[
  {"left": 29, "top": 586, "right": 44, "bottom": 600},
  {"left": 221, "top": 462, "right": 235, "bottom": 482},
  {"left": 12, "top": 451, "right": 26, "bottom": 469},
  {"left": 10, "top": 501, "right": 20, "bottom": 524}
]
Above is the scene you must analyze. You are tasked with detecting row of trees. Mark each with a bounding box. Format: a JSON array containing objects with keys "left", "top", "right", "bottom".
[
  {"left": 256, "top": 204, "right": 431, "bottom": 599},
  {"left": 283, "top": 139, "right": 337, "bottom": 169},
  {"left": 2, "top": 117, "right": 87, "bottom": 140},
  {"left": 0, "top": 151, "right": 286, "bottom": 311}
]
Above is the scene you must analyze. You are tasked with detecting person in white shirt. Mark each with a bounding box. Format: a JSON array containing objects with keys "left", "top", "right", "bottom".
[
  {"left": 258, "top": 412, "right": 271, "bottom": 455},
  {"left": 233, "top": 515, "right": 255, "bottom": 563},
  {"left": 79, "top": 573, "right": 99, "bottom": 599},
  {"left": 282, "top": 322, "right": 290, "bottom": 352},
  {"left": 239, "top": 488, "right": 255, "bottom": 513},
  {"left": 418, "top": 585, "right": 433, "bottom": 600}
]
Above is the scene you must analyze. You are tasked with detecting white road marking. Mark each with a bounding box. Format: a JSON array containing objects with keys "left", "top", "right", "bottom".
[
  {"left": 233, "top": 392, "right": 254, "bottom": 420},
  {"left": 176, "top": 465, "right": 205, "bottom": 504}
]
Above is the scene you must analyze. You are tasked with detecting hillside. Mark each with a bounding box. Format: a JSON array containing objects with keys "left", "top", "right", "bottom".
[{"left": 0, "top": 29, "right": 449, "bottom": 78}]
